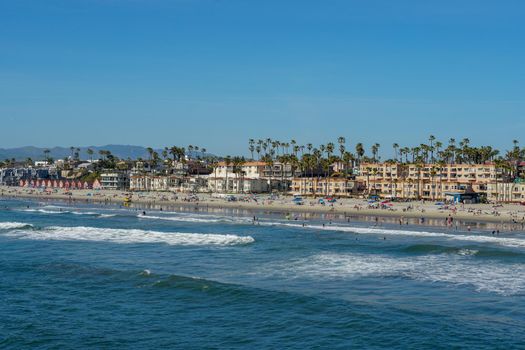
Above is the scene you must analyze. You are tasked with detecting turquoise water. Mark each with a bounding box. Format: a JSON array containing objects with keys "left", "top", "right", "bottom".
[{"left": 1, "top": 198, "right": 525, "bottom": 349}]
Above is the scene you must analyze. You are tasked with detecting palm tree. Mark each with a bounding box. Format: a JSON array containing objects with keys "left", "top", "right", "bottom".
[
  {"left": 338, "top": 137, "right": 346, "bottom": 159},
  {"left": 415, "top": 161, "right": 424, "bottom": 200},
  {"left": 151, "top": 151, "right": 160, "bottom": 171},
  {"left": 371, "top": 143, "right": 380, "bottom": 163},
  {"left": 429, "top": 165, "right": 437, "bottom": 200},
  {"left": 436, "top": 160, "right": 446, "bottom": 200},
  {"left": 248, "top": 139, "right": 255, "bottom": 160},
  {"left": 224, "top": 156, "right": 232, "bottom": 193},
  {"left": 262, "top": 153, "right": 273, "bottom": 193},
  {"left": 146, "top": 147, "right": 154, "bottom": 165},
  {"left": 43, "top": 149, "right": 51, "bottom": 163},
  {"left": 87, "top": 148, "right": 94, "bottom": 162},
  {"left": 355, "top": 143, "right": 365, "bottom": 166},
  {"left": 429, "top": 135, "right": 436, "bottom": 163},
  {"left": 393, "top": 143, "right": 399, "bottom": 161},
  {"left": 290, "top": 139, "right": 297, "bottom": 155},
  {"left": 434, "top": 141, "right": 443, "bottom": 162},
  {"left": 232, "top": 156, "right": 246, "bottom": 193},
  {"left": 210, "top": 159, "right": 219, "bottom": 192}
]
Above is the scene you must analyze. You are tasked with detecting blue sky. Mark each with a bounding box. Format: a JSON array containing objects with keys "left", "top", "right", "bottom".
[{"left": 1, "top": 0, "right": 524, "bottom": 156}]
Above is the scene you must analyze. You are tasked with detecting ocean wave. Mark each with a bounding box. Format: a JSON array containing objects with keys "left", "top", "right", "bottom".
[
  {"left": 4, "top": 225, "right": 255, "bottom": 246},
  {"left": 98, "top": 214, "right": 117, "bottom": 218},
  {"left": 20, "top": 207, "right": 116, "bottom": 218},
  {"left": 264, "top": 253, "right": 525, "bottom": 296},
  {"left": 262, "top": 221, "right": 525, "bottom": 250},
  {"left": 0, "top": 222, "right": 33, "bottom": 230},
  {"left": 140, "top": 214, "right": 223, "bottom": 223},
  {"left": 139, "top": 214, "right": 252, "bottom": 224},
  {"left": 71, "top": 211, "right": 100, "bottom": 216},
  {"left": 21, "top": 208, "right": 69, "bottom": 214},
  {"left": 402, "top": 244, "right": 477, "bottom": 256}
]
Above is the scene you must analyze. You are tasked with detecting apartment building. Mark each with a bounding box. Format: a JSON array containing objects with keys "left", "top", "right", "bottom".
[
  {"left": 290, "top": 177, "right": 357, "bottom": 197},
  {"left": 357, "top": 163, "right": 510, "bottom": 200}
]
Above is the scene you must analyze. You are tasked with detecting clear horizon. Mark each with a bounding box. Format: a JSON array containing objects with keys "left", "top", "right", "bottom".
[{"left": 1, "top": 0, "right": 524, "bottom": 156}]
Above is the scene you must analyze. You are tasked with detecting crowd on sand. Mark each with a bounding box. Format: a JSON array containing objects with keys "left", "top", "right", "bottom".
[{"left": 2, "top": 185, "right": 525, "bottom": 231}]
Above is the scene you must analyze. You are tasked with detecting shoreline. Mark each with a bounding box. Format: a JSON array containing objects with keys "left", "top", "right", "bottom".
[{"left": 2, "top": 186, "right": 525, "bottom": 231}]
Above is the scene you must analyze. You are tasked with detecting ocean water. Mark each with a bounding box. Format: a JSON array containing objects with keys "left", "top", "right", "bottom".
[{"left": 1, "top": 199, "right": 525, "bottom": 349}]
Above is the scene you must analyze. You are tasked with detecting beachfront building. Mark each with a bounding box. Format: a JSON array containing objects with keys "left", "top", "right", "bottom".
[
  {"left": 486, "top": 181, "right": 525, "bottom": 203},
  {"left": 130, "top": 175, "right": 172, "bottom": 191},
  {"left": 207, "top": 177, "right": 269, "bottom": 194},
  {"left": 357, "top": 162, "right": 510, "bottom": 200},
  {"left": 211, "top": 161, "right": 265, "bottom": 179},
  {"left": 209, "top": 161, "right": 270, "bottom": 193},
  {"left": 0, "top": 167, "right": 58, "bottom": 186},
  {"left": 130, "top": 174, "right": 209, "bottom": 193},
  {"left": 290, "top": 177, "right": 357, "bottom": 197},
  {"left": 208, "top": 160, "right": 299, "bottom": 193},
  {"left": 100, "top": 172, "right": 130, "bottom": 190},
  {"left": 18, "top": 179, "right": 98, "bottom": 190}
]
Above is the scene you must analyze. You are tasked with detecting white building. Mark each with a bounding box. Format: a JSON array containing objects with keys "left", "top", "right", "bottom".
[
  {"left": 486, "top": 182, "right": 525, "bottom": 203},
  {"left": 207, "top": 177, "right": 269, "bottom": 194},
  {"left": 100, "top": 172, "right": 130, "bottom": 190}
]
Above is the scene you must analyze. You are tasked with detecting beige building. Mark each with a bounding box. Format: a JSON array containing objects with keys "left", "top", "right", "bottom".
[
  {"left": 130, "top": 175, "right": 208, "bottom": 193},
  {"left": 130, "top": 175, "right": 174, "bottom": 191},
  {"left": 357, "top": 162, "right": 509, "bottom": 200},
  {"left": 100, "top": 172, "right": 130, "bottom": 190},
  {"left": 486, "top": 182, "right": 525, "bottom": 203},
  {"left": 207, "top": 177, "right": 269, "bottom": 194},
  {"left": 209, "top": 161, "right": 297, "bottom": 193},
  {"left": 212, "top": 161, "right": 266, "bottom": 179},
  {"left": 290, "top": 177, "right": 356, "bottom": 197}
]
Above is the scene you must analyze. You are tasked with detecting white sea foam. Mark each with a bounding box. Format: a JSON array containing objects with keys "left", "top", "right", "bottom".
[
  {"left": 22, "top": 207, "right": 107, "bottom": 217},
  {"left": 71, "top": 211, "right": 99, "bottom": 216},
  {"left": 265, "top": 252, "right": 525, "bottom": 296},
  {"left": 139, "top": 214, "right": 252, "bottom": 224},
  {"left": 5, "top": 225, "right": 254, "bottom": 246},
  {"left": 99, "top": 214, "right": 117, "bottom": 218},
  {"left": 457, "top": 249, "right": 479, "bottom": 256},
  {"left": 140, "top": 214, "right": 222, "bottom": 223},
  {"left": 0, "top": 222, "right": 33, "bottom": 230},
  {"left": 136, "top": 213, "right": 525, "bottom": 250},
  {"left": 21, "top": 208, "right": 69, "bottom": 214},
  {"left": 261, "top": 221, "right": 525, "bottom": 249}
]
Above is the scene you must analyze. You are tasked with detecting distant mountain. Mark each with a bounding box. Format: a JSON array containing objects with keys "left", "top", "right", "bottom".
[{"left": 0, "top": 145, "right": 214, "bottom": 161}]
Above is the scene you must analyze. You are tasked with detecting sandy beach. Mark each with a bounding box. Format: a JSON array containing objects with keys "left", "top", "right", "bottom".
[{"left": 2, "top": 185, "right": 525, "bottom": 230}]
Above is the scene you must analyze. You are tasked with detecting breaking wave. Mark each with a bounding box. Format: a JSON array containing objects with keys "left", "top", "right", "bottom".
[
  {"left": 0, "top": 222, "right": 34, "bottom": 230},
  {"left": 139, "top": 214, "right": 252, "bottom": 224},
  {"left": 4, "top": 225, "right": 255, "bottom": 246},
  {"left": 264, "top": 221, "right": 525, "bottom": 249},
  {"left": 264, "top": 252, "right": 525, "bottom": 296}
]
